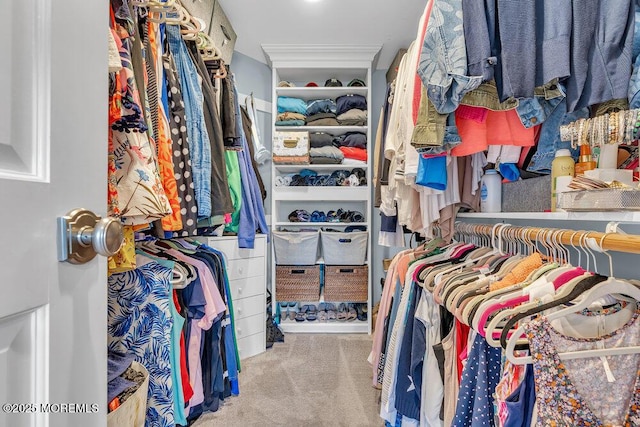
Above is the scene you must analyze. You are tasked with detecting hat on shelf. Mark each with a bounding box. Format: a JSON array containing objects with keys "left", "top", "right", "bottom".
[
  {"left": 347, "top": 78, "right": 366, "bottom": 87},
  {"left": 278, "top": 81, "right": 295, "bottom": 87},
  {"left": 324, "top": 78, "right": 343, "bottom": 87},
  {"left": 305, "top": 82, "right": 319, "bottom": 87}
]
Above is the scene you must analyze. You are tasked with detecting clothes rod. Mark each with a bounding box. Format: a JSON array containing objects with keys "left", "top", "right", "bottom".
[{"left": 454, "top": 222, "right": 640, "bottom": 255}]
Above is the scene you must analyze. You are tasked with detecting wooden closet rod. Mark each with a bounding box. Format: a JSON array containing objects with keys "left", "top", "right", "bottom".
[{"left": 455, "top": 222, "right": 640, "bottom": 255}]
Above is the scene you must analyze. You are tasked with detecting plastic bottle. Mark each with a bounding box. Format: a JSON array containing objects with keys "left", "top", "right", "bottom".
[
  {"left": 574, "top": 144, "right": 596, "bottom": 175},
  {"left": 480, "top": 169, "right": 502, "bottom": 213},
  {"left": 551, "top": 149, "right": 575, "bottom": 212}
]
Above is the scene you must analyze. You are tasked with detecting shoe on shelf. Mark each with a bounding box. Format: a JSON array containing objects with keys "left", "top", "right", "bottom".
[
  {"left": 346, "top": 303, "right": 358, "bottom": 321},
  {"left": 288, "top": 302, "right": 299, "bottom": 321},
  {"left": 318, "top": 302, "right": 327, "bottom": 321},
  {"left": 279, "top": 302, "right": 289, "bottom": 321},
  {"left": 295, "top": 305, "right": 309, "bottom": 322},
  {"left": 356, "top": 303, "right": 367, "bottom": 321},
  {"left": 326, "top": 303, "right": 337, "bottom": 321},
  {"left": 306, "top": 304, "right": 318, "bottom": 321},
  {"left": 337, "top": 303, "right": 348, "bottom": 321}
]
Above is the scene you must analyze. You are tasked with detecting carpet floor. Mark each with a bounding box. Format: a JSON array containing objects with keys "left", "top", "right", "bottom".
[{"left": 192, "top": 333, "right": 382, "bottom": 427}]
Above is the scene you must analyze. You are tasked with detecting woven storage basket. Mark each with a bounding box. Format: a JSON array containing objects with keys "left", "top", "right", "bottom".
[
  {"left": 276, "top": 265, "right": 320, "bottom": 301},
  {"left": 324, "top": 265, "right": 368, "bottom": 302}
]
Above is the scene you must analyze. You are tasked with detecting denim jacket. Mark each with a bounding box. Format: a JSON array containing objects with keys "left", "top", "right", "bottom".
[
  {"left": 565, "top": 0, "right": 634, "bottom": 111},
  {"left": 418, "top": 0, "right": 483, "bottom": 114},
  {"left": 526, "top": 96, "right": 588, "bottom": 174}
]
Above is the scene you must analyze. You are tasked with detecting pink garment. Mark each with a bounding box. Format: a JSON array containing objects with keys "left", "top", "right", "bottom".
[
  {"left": 369, "top": 250, "right": 412, "bottom": 387},
  {"left": 166, "top": 250, "right": 227, "bottom": 410}
]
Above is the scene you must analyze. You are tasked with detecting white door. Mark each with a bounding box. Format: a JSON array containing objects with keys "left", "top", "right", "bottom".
[{"left": 0, "top": 0, "right": 108, "bottom": 426}]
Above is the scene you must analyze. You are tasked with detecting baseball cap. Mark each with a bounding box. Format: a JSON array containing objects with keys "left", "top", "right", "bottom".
[
  {"left": 347, "top": 78, "right": 366, "bottom": 87},
  {"left": 324, "top": 78, "right": 343, "bottom": 87},
  {"left": 305, "top": 82, "right": 318, "bottom": 87},
  {"left": 278, "top": 81, "right": 294, "bottom": 87}
]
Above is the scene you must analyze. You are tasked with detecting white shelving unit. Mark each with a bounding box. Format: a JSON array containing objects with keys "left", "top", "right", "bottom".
[{"left": 263, "top": 44, "right": 381, "bottom": 334}]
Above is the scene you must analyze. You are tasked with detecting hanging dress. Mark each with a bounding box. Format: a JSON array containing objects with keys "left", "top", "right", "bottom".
[
  {"left": 109, "top": 7, "right": 172, "bottom": 225},
  {"left": 524, "top": 310, "right": 640, "bottom": 426}
]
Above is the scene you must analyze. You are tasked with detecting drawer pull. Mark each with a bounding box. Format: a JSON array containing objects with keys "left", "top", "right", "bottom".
[
  {"left": 237, "top": 328, "right": 242, "bottom": 335},
  {"left": 339, "top": 268, "right": 355, "bottom": 273},
  {"left": 291, "top": 269, "right": 306, "bottom": 274},
  {"left": 238, "top": 267, "right": 244, "bottom": 274},
  {"left": 238, "top": 288, "right": 243, "bottom": 294},
  {"left": 238, "top": 308, "right": 243, "bottom": 314}
]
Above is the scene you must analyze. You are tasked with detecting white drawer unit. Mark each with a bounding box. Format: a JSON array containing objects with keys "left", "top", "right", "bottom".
[
  {"left": 232, "top": 294, "right": 265, "bottom": 320},
  {"left": 237, "top": 333, "right": 267, "bottom": 361},
  {"left": 197, "top": 235, "right": 267, "bottom": 360},
  {"left": 229, "top": 276, "right": 265, "bottom": 301},
  {"left": 226, "top": 257, "right": 266, "bottom": 281},
  {"left": 234, "top": 313, "right": 264, "bottom": 339}
]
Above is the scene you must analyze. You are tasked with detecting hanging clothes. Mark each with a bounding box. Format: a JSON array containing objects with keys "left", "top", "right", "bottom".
[
  {"left": 524, "top": 312, "right": 640, "bottom": 426},
  {"left": 109, "top": 6, "right": 172, "bottom": 225},
  {"left": 162, "top": 47, "right": 199, "bottom": 237},
  {"left": 186, "top": 42, "right": 234, "bottom": 217},
  {"left": 108, "top": 261, "right": 175, "bottom": 426},
  {"left": 165, "top": 24, "right": 213, "bottom": 220},
  {"left": 372, "top": 224, "right": 640, "bottom": 427}
]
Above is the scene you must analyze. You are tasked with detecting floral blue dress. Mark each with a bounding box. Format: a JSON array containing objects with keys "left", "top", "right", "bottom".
[{"left": 108, "top": 261, "right": 175, "bottom": 427}]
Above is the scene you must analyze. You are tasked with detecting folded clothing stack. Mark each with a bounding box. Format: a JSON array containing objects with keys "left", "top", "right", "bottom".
[
  {"left": 276, "top": 112, "right": 306, "bottom": 126},
  {"left": 306, "top": 112, "right": 338, "bottom": 126},
  {"left": 306, "top": 99, "right": 337, "bottom": 115},
  {"left": 310, "top": 145, "right": 344, "bottom": 164},
  {"left": 337, "top": 108, "right": 367, "bottom": 126},
  {"left": 275, "top": 168, "right": 367, "bottom": 187},
  {"left": 336, "top": 94, "right": 367, "bottom": 116},
  {"left": 277, "top": 96, "right": 307, "bottom": 126},
  {"left": 333, "top": 132, "right": 367, "bottom": 149},
  {"left": 288, "top": 208, "right": 366, "bottom": 223},
  {"left": 310, "top": 132, "right": 335, "bottom": 148},
  {"left": 333, "top": 131, "right": 368, "bottom": 162}
]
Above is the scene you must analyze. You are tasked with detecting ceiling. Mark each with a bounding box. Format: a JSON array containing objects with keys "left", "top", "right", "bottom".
[{"left": 217, "top": 0, "right": 425, "bottom": 70}]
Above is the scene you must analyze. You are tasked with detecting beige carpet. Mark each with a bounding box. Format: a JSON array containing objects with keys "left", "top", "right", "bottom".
[{"left": 192, "top": 334, "right": 382, "bottom": 427}]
